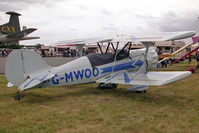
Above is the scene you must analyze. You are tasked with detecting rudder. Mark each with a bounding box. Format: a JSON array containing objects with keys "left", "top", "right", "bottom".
[{"left": 5, "top": 49, "right": 50, "bottom": 87}]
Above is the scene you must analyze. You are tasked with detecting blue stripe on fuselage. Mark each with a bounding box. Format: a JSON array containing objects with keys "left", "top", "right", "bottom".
[
  {"left": 101, "top": 60, "right": 143, "bottom": 74},
  {"left": 101, "top": 61, "right": 135, "bottom": 74}
]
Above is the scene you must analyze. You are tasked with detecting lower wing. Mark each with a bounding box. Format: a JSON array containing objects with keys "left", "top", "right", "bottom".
[{"left": 96, "top": 71, "right": 191, "bottom": 86}]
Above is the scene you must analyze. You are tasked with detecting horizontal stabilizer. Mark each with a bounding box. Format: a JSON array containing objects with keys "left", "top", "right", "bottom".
[
  {"left": 6, "top": 11, "right": 21, "bottom": 16},
  {"left": 19, "top": 36, "right": 40, "bottom": 40},
  {"left": 7, "top": 28, "right": 37, "bottom": 38},
  {"left": 96, "top": 71, "right": 191, "bottom": 86},
  {"left": 19, "top": 73, "right": 54, "bottom": 90}
]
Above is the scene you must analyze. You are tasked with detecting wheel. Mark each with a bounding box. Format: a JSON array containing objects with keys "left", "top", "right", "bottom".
[
  {"left": 97, "top": 83, "right": 117, "bottom": 89},
  {"left": 112, "top": 84, "right": 118, "bottom": 88},
  {"left": 134, "top": 90, "right": 147, "bottom": 94},
  {"left": 135, "top": 91, "right": 142, "bottom": 94},
  {"left": 143, "top": 90, "right": 147, "bottom": 93}
]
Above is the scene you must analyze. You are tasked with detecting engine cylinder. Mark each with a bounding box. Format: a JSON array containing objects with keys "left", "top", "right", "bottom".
[
  {"left": 146, "top": 48, "right": 158, "bottom": 70},
  {"left": 129, "top": 48, "right": 158, "bottom": 71}
]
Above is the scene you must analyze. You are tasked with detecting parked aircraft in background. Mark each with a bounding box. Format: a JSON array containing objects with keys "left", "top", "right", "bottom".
[
  {"left": 5, "top": 31, "right": 196, "bottom": 100},
  {"left": 158, "top": 36, "right": 199, "bottom": 64},
  {"left": 0, "top": 11, "right": 39, "bottom": 45}
]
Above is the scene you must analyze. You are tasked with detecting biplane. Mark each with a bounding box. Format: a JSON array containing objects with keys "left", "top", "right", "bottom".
[{"left": 5, "top": 31, "right": 196, "bottom": 100}]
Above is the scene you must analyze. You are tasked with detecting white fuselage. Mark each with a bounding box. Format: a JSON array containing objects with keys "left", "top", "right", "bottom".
[{"left": 41, "top": 48, "right": 158, "bottom": 88}]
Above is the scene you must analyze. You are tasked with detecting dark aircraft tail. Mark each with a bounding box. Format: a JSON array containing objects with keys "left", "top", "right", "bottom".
[{"left": 0, "top": 11, "right": 21, "bottom": 35}]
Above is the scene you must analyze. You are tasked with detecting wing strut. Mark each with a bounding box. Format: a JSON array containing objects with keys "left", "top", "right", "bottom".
[
  {"left": 97, "top": 42, "right": 103, "bottom": 54},
  {"left": 105, "top": 42, "right": 110, "bottom": 53},
  {"left": 111, "top": 42, "right": 119, "bottom": 78},
  {"left": 134, "top": 41, "right": 154, "bottom": 75},
  {"left": 111, "top": 42, "right": 117, "bottom": 53}
]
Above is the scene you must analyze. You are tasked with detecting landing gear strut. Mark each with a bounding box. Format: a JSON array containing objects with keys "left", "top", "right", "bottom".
[{"left": 15, "top": 91, "right": 24, "bottom": 100}]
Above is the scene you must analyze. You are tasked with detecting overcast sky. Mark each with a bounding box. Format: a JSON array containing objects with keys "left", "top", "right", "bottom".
[{"left": 0, "top": 0, "right": 199, "bottom": 45}]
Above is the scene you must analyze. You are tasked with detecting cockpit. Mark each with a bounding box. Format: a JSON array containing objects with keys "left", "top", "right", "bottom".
[{"left": 87, "top": 42, "right": 132, "bottom": 67}]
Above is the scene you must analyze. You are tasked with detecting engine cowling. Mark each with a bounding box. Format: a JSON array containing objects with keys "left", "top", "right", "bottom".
[
  {"left": 146, "top": 48, "right": 158, "bottom": 71},
  {"left": 129, "top": 48, "right": 158, "bottom": 71}
]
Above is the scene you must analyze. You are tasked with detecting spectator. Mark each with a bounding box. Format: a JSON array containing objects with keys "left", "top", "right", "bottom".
[
  {"left": 2, "top": 51, "right": 5, "bottom": 57},
  {"left": 188, "top": 55, "right": 192, "bottom": 63},
  {"left": 41, "top": 50, "right": 45, "bottom": 57},
  {"left": 195, "top": 54, "right": 199, "bottom": 70},
  {"left": 161, "top": 60, "right": 167, "bottom": 68},
  {"left": 50, "top": 50, "right": 53, "bottom": 57}
]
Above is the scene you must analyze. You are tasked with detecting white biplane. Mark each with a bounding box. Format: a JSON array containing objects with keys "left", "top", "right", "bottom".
[{"left": 5, "top": 31, "right": 196, "bottom": 100}]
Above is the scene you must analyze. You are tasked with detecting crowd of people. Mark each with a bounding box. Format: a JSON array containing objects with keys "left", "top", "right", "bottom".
[
  {"left": 63, "top": 49, "right": 77, "bottom": 57},
  {"left": 40, "top": 49, "right": 81, "bottom": 57},
  {"left": 0, "top": 50, "right": 10, "bottom": 57},
  {"left": 41, "top": 50, "right": 54, "bottom": 57}
]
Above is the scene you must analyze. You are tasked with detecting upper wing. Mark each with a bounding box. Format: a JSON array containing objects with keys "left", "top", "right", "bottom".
[
  {"left": 123, "top": 31, "right": 196, "bottom": 43},
  {"left": 53, "top": 31, "right": 196, "bottom": 46},
  {"left": 54, "top": 37, "right": 113, "bottom": 45},
  {"left": 7, "top": 28, "right": 37, "bottom": 38},
  {"left": 96, "top": 71, "right": 191, "bottom": 86}
]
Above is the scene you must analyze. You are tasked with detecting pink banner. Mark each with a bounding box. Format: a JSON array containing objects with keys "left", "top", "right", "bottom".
[{"left": 192, "top": 36, "right": 199, "bottom": 44}]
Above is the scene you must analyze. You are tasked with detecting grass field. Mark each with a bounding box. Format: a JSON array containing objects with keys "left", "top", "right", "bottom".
[{"left": 1, "top": 61, "right": 199, "bottom": 133}]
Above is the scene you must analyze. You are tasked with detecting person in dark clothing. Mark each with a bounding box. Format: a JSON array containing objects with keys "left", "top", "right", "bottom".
[
  {"left": 2, "top": 51, "right": 5, "bottom": 57},
  {"left": 188, "top": 55, "right": 192, "bottom": 62},
  {"left": 195, "top": 54, "right": 199, "bottom": 70},
  {"left": 41, "top": 50, "right": 45, "bottom": 57},
  {"left": 161, "top": 60, "right": 167, "bottom": 68}
]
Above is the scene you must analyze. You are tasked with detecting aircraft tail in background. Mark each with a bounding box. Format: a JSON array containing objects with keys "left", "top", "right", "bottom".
[
  {"left": 0, "top": 11, "right": 39, "bottom": 45},
  {"left": 0, "top": 11, "right": 21, "bottom": 35}
]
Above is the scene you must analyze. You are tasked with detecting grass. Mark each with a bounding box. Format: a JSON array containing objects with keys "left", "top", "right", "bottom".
[{"left": 0, "top": 60, "right": 199, "bottom": 133}]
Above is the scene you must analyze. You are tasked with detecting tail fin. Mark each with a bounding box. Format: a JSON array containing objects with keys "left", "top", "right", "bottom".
[
  {"left": 0, "top": 11, "right": 21, "bottom": 35},
  {"left": 5, "top": 49, "right": 54, "bottom": 89}
]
